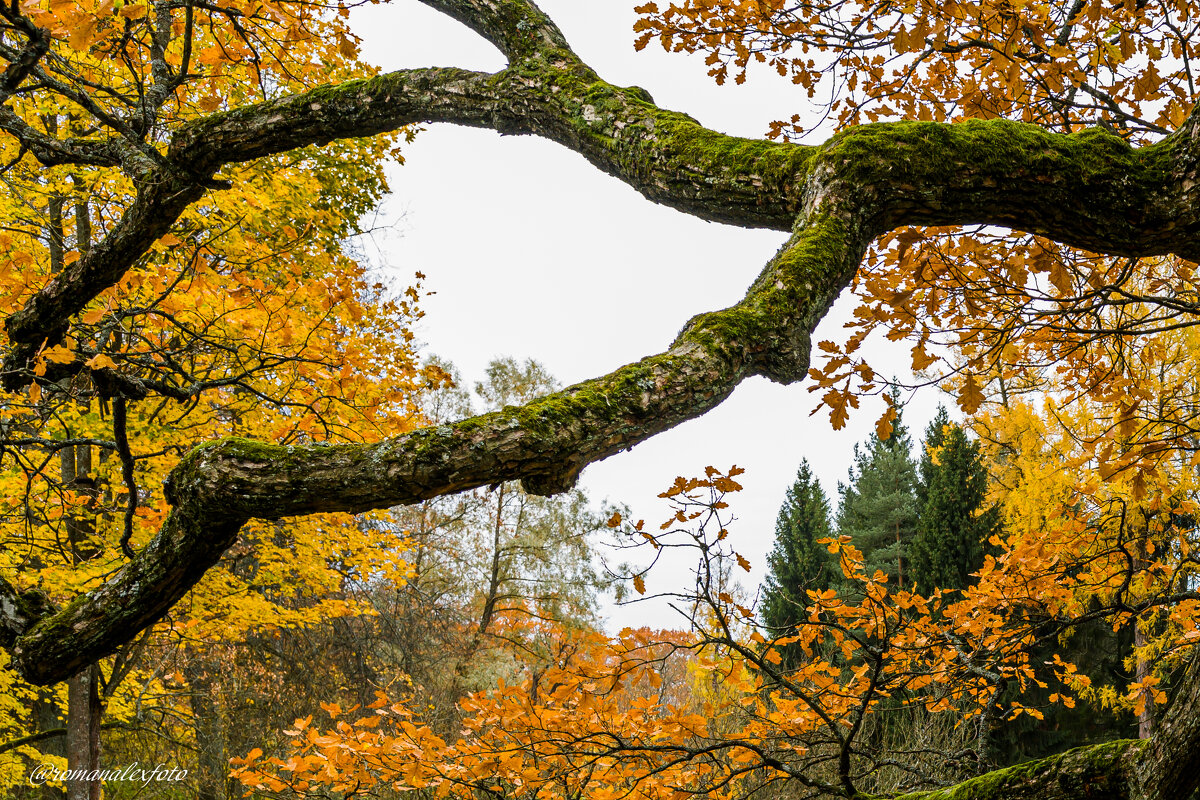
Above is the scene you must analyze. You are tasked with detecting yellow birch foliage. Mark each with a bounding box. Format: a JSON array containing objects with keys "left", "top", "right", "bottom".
[{"left": 0, "top": 0, "right": 436, "bottom": 783}]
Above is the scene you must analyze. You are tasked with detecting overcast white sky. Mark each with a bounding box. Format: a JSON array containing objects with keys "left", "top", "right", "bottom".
[{"left": 349, "top": 1, "right": 948, "bottom": 630}]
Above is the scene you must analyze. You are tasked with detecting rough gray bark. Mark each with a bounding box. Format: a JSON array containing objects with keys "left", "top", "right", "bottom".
[
  {"left": 185, "top": 659, "right": 228, "bottom": 800},
  {"left": 1, "top": 1, "right": 1200, "bottom": 798},
  {"left": 1131, "top": 652, "right": 1200, "bottom": 800},
  {"left": 64, "top": 667, "right": 100, "bottom": 800}
]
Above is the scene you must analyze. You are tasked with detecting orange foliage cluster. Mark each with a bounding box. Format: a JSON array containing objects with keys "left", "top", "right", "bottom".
[
  {"left": 232, "top": 625, "right": 721, "bottom": 800},
  {"left": 819, "top": 232, "right": 1200, "bottom": 486},
  {"left": 635, "top": 0, "right": 1191, "bottom": 134},
  {"left": 637, "top": 0, "right": 1200, "bottom": 506},
  {"left": 233, "top": 464, "right": 1198, "bottom": 796}
]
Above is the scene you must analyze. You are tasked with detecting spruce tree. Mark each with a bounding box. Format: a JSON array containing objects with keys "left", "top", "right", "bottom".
[
  {"left": 762, "top": 460, "right": 836, "bottom": 663},
  {"left": 836, "top": 397, "right": 920, "bottom": 589},
  {"left": 916, "top": 406, "right": 952, "bottom": 507},
  {"left": 910, "top": 408, "right": 998, "bottom": 594}
]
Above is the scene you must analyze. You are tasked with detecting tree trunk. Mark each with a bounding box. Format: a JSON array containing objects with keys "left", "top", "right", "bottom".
[
  {"left": 64, "top": 666, "right": 100, "bottom": 800},
  {"left": 185, "top": 659, "right": 227, "bottom": 800},
  {"left": 1136, "top": 625, "right": 1155, "bottom": 740},
  {"left": 61, "top": 443, "right": 102, "bottom": 800},
  {"left": 30, "top": 691, "right": 66, "bottom": 800}
]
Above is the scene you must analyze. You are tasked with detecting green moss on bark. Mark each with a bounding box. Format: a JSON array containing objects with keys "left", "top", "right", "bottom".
[{"left": 894, "top": 739, "right": 1140, "bottom": 800}]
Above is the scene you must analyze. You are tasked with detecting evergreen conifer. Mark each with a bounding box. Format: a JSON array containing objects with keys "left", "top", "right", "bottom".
[
  {"left": 762, "top": 460, "right": 836, "bottom": 665},
  {"left": 836, "top": 398, "right": 920, "bottom": 589},
  {"left": 910, "top": 407, "right": 999, "bottom": 594}
]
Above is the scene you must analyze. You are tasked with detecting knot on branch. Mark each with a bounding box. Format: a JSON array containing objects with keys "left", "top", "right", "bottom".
[
  {"left": 520, "top": 466, "right": 581, "bottom": 496},
  {"left": 752, "top": 330, "right": 814, "bottom": 385},
  {"left": 0, "top": 577, "right": 56, "bottom": 650}
]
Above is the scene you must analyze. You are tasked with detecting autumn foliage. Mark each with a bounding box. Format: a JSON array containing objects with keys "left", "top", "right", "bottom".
[
  {"left": 635, "top": 0, "right": 1200, "bottom": 502},
  {"left": 0, "top": 0, "right": 439, "bottom": 787},
  {"left": 634, "top": 0, "right": 1192, "bottom": 133},
  {"left": 227, "top": 453, "right": 1196, "bottom": 797},
  {"left": 1, "top": 0, "right": 1199, "bottom": 796}
]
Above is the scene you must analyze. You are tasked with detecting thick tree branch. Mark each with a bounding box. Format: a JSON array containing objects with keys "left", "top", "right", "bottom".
[
  {"left": 0, "top": 59, "right": 808, "bottom": 383},
  {"left": 417, "top": 0, "right": 570, "bottom": 60},
  {"left": 7, "top": 198, "right": 868, "bottom": 684},
  {"left": 5, "top": 54, "right": 1196, "bottom": 388},
  {"left": 4, "top": 0, "right": 1199, "bottom": 382},
  {"left": 0, "top": 107, "right": 124, "bottom": 168}
]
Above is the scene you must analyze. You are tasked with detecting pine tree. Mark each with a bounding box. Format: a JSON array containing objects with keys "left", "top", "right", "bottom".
[
  {"left": 910, "top": 408, "right": 998, "bottom": 594},
  {"left": 762, "top": 460, "right": 836, "bottom": 666},
  {"left": 836, "top": 399, "right": 920, "bottom": 589}
]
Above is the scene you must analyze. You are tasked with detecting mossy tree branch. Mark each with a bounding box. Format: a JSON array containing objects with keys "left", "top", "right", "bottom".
[
  {"left": 6, "top": 1, "right": 1199, "bottom": 383},
  {"left": 5, "top": 206, "right": 866, "bottom": 685},
  {"left": 883, "top": 739, "right": 1142, "bottom": 800}
]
